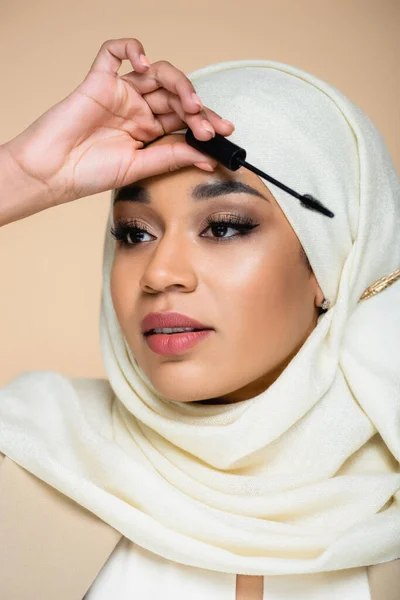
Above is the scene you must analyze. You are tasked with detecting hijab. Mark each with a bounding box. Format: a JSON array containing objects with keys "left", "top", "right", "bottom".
[{"left": 1, "top": 59, "right": 399, "bottom": 576}]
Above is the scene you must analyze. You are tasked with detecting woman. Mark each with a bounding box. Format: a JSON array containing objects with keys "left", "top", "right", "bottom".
[{"left": 0, "top": 38, "right": 399, "bottom": 599}]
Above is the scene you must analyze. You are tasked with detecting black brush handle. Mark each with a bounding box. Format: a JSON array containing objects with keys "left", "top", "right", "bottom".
[{"left": 185, "top": 128, "right": 246, "bottom": 171}]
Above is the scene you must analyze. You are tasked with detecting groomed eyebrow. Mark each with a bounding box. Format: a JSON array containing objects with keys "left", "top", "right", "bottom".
[{"left": 113, "top": 180, "right": 268, "bottom": 206}]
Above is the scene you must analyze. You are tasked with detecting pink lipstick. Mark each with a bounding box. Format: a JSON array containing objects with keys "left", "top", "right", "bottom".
[{"left": 141, "top": 312, "right": 214, "bottom": 356}]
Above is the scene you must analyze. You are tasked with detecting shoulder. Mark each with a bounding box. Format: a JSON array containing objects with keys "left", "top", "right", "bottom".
[
  {"left": 0, "top": 369, "right": 113, "bottom": 407},
  {"left": 1, "top": 369, "right": 112, "bottom": 398},
  {"left": 0, "top": 370, "right": 114, "bottom": 415},
  {"left": 0, "top": 370, "right": 115, "bottom": 453}
]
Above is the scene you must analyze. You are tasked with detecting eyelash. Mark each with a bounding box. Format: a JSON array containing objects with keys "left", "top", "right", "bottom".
[{"left": 110, "top": 214, "right": 260, "bottom": 248}]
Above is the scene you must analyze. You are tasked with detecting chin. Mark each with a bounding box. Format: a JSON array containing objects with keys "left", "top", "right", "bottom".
[
  {"left": 134, "top": 353, "right": 254, "bottom": 404},
  {"left": 152, "top": 379, "right": 212, "bottom": 403},
  {"left": 141, "top": 364, "right": 222, "bottom": 403}
]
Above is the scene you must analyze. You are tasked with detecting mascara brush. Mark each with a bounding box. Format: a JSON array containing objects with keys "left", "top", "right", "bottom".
[{"left": 185, "top": 128, "right": 334, "bottom": 218}]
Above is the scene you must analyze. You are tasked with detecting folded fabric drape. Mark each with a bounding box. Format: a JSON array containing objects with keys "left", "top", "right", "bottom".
[{"left": 1, "top": 60, "right": 399, "bottom": 576}]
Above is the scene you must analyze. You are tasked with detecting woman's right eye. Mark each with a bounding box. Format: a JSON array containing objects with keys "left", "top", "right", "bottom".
[{"left": 110, "top": 220, "right": 154, "bottom": 247}]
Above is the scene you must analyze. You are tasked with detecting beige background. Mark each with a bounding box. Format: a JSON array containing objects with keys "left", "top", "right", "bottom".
[{"left": 0, "top": 0, "right": 399, "bottom": 386}]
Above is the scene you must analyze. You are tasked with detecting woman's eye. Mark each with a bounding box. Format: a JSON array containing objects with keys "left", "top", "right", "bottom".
[
  {"left": 123, "top": 228, "right": 153, "bottom": 245},
  {"left": 110, "top": 215, "right": 259, "bottom": 248},
  {"left": 110, "top": 220, "right": 154, "bottom": 247},
  {"left": 201, "top": 215, "right": 259, "bottom": 241},
  {"left": 203, "top": 221, "right": 245, "bottom": 239}
]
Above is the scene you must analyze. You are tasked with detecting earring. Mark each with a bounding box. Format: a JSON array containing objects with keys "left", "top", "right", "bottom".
[{"left": 321, "top": 298, "right": 331, "bottom": 311}]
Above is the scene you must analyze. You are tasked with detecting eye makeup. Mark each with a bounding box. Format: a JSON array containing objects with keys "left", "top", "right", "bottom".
[{"left": 110, "top": 212, "right": 260, "bottom": 248}]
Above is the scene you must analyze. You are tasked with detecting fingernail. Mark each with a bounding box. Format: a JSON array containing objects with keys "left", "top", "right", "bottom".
[
  {"left": 140, "top": 54, "right": 150, "bottom": 68},
  {"left": 202, "top": 120, "right": 215, "bottom": 136},
  {"left": 192, "top": 93, "right": 203, "bottom": 109},
  {"left": 194, "top": 162, "right": 214, "bottom": 172},
  {"left": 222, "top": 119, "right": 235, "bottom": 129}
]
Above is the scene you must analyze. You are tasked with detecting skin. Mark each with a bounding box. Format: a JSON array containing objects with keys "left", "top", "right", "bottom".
[
  {"left": 111, "top": 134, "right": 324, "bottom": 405},
  {"left": 1, "top": 38, "right": 229, "bottom": 227}
]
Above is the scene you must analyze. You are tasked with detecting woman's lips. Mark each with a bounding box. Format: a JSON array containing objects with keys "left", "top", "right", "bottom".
[
  {"left": 144, "top": 329, "right": 213, "bottom": 356},
  {"left": 141, "top": 311, "right": 212, "bottom": 334}
]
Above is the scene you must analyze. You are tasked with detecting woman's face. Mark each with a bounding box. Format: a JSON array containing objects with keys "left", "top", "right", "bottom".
[{"left": 111, "top": 134, "right": 324, "bottom": 404}]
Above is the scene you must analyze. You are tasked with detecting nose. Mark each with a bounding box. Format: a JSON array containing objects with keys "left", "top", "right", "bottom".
[{"left": 139, "top": 232, "right": 198, "bottom": 294}]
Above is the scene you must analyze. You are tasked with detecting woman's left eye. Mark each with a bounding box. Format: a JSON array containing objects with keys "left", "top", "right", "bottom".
[
  {"left": 110, "top": 215, "right": 260, "bottom": 248},
  {"left": 202, "top": 214, "right": 259, "bottom": 241}
]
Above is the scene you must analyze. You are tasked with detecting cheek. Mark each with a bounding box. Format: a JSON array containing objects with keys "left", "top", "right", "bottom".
[
  {"left": 223, "top": 239, "right": 296, "bottom": 306},
  {"left": 229, "top": 257, "right": 288, "bottom": 328},
  {"left": 217, "top": 243, "right": 313, "bottom": 357}
]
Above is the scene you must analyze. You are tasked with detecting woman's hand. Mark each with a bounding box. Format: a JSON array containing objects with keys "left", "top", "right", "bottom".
[{"left": 1, "top": 38, "right": 234, "bottom": 221}]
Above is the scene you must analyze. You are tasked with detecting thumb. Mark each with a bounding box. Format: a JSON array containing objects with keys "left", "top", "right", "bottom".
[{"left": 117, "top": 141, "right": 218, "bottom": 186}]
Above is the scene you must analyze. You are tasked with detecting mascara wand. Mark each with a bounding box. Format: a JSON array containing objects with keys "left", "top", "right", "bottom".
[{"left": 185, "top": 129, "right": 334, "bottom": 218}]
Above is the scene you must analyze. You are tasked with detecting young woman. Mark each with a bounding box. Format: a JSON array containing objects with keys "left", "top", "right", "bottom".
[{"left": 0, "top": 38, "right": 399, "bottom": 599}]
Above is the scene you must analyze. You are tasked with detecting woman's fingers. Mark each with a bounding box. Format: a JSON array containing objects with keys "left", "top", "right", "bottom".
[
  {"left": 163, "top": 105, "right": 234, "bottom": 140},
  {"left": 201, "top": 106, "right": 235, "bottom": 133},
  {"left": 121, "top": 60, "right": 205, "bottom": 116},
  {"left": 88, "top": 38, "right": 150, "bottom": 76},
  {"left": 83, "top": 38, "right": 235, "bottom": 182},
  {"left": 156, "top": 112, "right": 187, "bottom": 134},
  {"left": 119, "top": 141, "right": 218, "bottom": 186},
  {"left": 150, "top": 60, "right": 205, "bottom": 115},
  {"left": 88, "top": 41, "right": 235, "bottom": 142},
  {"left": 87, "top": 38, "right": 234, "bottom": 136},
  {"left": 140, "top": 87, "right": 234, "bottom": 140},
  {"left": 89, "top": 41, "right": 200, "bottom": 116},
  {"left": 144, "top": 88, "right": 213, "bottom": 140}
]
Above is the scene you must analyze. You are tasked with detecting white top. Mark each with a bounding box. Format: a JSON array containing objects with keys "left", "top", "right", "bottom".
[{"left": 85, "top": 536, "right": 371, "bottom": 599}]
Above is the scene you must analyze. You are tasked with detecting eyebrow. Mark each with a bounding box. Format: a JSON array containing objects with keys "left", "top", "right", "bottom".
[{"left": 113, "top": 180, "right": 269, "bottom": 206}]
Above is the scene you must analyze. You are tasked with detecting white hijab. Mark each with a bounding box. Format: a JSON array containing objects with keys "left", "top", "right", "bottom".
[{"left": 1, "top": 60, "right": 399, "bottom": 576}]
